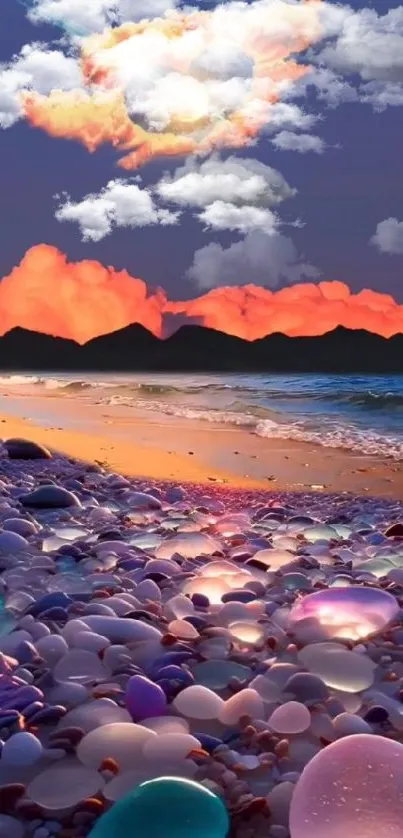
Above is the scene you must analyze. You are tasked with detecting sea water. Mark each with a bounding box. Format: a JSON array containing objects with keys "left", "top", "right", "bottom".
[{"left": 0, "top": 372, "right": 402, "bottom": 458}]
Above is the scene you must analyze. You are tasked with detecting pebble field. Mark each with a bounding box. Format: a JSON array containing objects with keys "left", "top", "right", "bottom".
[{"left": 0, "top": 438, "right": 402, "bottom": 838}]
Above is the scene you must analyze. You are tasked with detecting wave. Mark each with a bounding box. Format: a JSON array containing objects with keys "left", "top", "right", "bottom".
[
  {"left": 98, "top": 395, "right": 403, "bottom": 458},
  {"left": 255, "top": 420, "right": 403, "bottom": 459}
]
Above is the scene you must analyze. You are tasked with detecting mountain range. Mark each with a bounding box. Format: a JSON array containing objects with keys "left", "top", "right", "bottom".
[{"left": 0, "top": 324, "right": 402, "bottom": 373}]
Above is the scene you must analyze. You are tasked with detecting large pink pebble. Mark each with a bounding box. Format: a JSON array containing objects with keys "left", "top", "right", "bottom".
[{"left": 289, "top": 733, "right": 403, "bottom": 838}]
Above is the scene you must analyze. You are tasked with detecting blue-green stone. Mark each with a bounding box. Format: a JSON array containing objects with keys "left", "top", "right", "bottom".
[{"left": 89, "top": 776, "right": 229, "bottom": 838}]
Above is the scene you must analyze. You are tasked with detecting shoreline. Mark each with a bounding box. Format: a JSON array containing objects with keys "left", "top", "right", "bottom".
[{"left": 0, "top": 390, "right": 402, "bottom": 499}]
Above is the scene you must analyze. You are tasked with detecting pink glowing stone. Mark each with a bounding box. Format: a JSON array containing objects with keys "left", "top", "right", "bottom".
[
  {"left": 288, "top": 585, "right": 399, "bottom": 640},
  {"left": 289, "top": 733, "right": 403, "bottom": 838}
]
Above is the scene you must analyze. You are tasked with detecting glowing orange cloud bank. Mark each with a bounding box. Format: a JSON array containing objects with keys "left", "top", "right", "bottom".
[
  {"left": 0, "top": 245, "right": 402, "bottom": 343},
  {"left": 23, "top": 1, "right": 322, "bottom": 169}
]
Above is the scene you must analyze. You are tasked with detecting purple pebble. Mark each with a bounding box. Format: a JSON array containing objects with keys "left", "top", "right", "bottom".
[{"left": 125, "top": 675, "right": 167, "bottom": 721}]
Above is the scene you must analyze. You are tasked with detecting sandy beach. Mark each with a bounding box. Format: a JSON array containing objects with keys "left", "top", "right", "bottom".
[
  {"left": 0, "top": 387, "right": 402, "bottom": 498},
  {"left": 0, "top": 383, "right": 402, "bottom": 838}
]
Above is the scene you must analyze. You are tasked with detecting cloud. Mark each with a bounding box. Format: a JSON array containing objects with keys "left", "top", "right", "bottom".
[
  {"left": 360, "top": 81, "right": 403, "bottom": 111},
  {"left": 272, "top": 130, "right": 325, "bottom": 153},
  {"left": 0, "top": 43, "right": 82, "bottom": 128},
  {"left": 156, "top": 155, "right": 296, "bottom": 208},
  {"left": 55, "top": 178, "right": 181, "bottom": 241},
  {"left": 371, "top": 218, "right": 403, "bottom": 256},
  {"left": 187, "top": 230, "right": 320, "bottom": 289},
  {"left": 55, "top": 155, "right": 297, "bottom": 237},
  {"left": 20, "top": 0, "right": 323, "bottom": 168},
  {"left": 198, "top": 202, "right": 279, "bottom": 234},
  {"left": 27, "top": 0, "right": 178, "bottom": 34},
  {"left": 316, "top": 6, "right": 403, "bottom": 83},
  {"left": 2, "top": 245, "right": 403, "bottom": 343}
]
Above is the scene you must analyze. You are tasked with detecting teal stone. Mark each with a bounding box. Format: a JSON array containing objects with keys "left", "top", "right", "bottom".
[{"left": 89, "top": 776, "right": 229, "bottom": 838}]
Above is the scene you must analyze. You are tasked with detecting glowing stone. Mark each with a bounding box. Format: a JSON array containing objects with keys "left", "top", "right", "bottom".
[
  {"left": 298, "top": 642, "right": 376, "bottom": 693},
  {"left": 289, "top": 586, "right": 398, "bottom": 640},
  {"left": 228, "top": 621, "right": 264, "bottom": 644},
  {"left": 289, "top": 734, "right": 403, "bottom": 838},
  {"left": 183, "top": 577, "right": 232, "bottom": 605},
  {"left": 155, "top": 533, "right": 221, "bottom": 560},
  {"left": 89, "top": 776, "right": 229, "bottom": 838}
]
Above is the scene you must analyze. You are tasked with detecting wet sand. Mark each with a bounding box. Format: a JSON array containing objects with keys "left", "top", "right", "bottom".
[{"left": 0, "top": 390, "right": 401, "bottom": 498}]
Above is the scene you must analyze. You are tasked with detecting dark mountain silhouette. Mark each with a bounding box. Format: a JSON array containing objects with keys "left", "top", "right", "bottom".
[{"left": 0, "top": 324, "right": 402, "bottom": 373}]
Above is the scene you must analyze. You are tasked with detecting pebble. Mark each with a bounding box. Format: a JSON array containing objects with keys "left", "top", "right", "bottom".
[{"left": 0, "top": 445, "right": 401, "bottom": 837}]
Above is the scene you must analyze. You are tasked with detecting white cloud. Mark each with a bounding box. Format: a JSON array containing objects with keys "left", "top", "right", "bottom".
[
  {"left": 287, "top": 66, "right": 357, "bottom": 108},
  {"left": 55, "top": 179, "right": 180, "bottom": 241},
  {"left": 272, "top": 130, "right": 326, "bottom": 153},
  {"left": 371, "top": 218, "right": 403, "bottom": 256},
  {"left": 360, "top": 81, "right": 403, "bottom": 111},
  {"left": 156, "top": 156, "right": 295, "bottom": 209},
  {"left": 28, "top": 0, "right": 178, "bottom": 34},
  {"left": 0, "top": 43, "right": 82, "bottom": 128},
  {"left": 187, "top": 230, "right": 319, "bottom": 289},
  {"left": 316, "top": 6, "right": 403, "bottom": 83},
  {"left": 198, "top": 201, "right": 278, "bottom": 234}
]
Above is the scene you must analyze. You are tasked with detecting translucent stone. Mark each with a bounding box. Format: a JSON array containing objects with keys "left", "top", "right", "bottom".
[
  {"left": 89, "top": 777, "right": 229, "bottom": 838},
  {"left": 249, "top": 549, "right": 294, "bottom": 569},
  {"left": 53, "top": 525, "right": 89, "bottom": 540},
  {"left": 332, "top": 712, "right": 372, "bottom": 737},
  {"left": 298, "top": 642, "right": 376, "bottom": 693},
  {"left": 219, "top": 689, "right": 264, "bottom": 725},
  {"left": 56, "top": 699, "right": 131, "bottom": 733},
  {"left": 192, "top": 660, "right": 251, "bottom": 690},
  {"left": 128, "top": 534, "right": 162, "bottom": 550},
  {"left": 248, "top": 674, "right": 282, "bottom": 704},
  {"left": 183, "top": 577, "right": 232, "bottom": 605},
  {"left": 1, "top": 732, "right": 43, "bottom": 767},
  {"left": 27, "top": 760, "right": 104, "bottom": 810},
  {"left": 302, "top": 525, "right": 339, "bottom": 542},
  {"left": 228, "top": 621, "right": 264, "bottom": 644},
  {"left": 197, "top": 636, "right": 231, "bottom": 660},
  {"left": 173, "top": 686, "right": 224, "bottom": 719},
  {"left": 36, "top": 634, "right": 69, "bottom": 665},
  {"left": 289, "top": 585, "right": 399, "bottom": 641},
  {"left": 165, "top": 595, "right": 195, "bottom": 620},
  {"left": 141, "top": 717, "right": 190, "bottom": 735},
  {"left": 103, "top": 762, "right": 199, "bottom": 802},
  {"left": 0, "top": 815, "right": 24, "bottom": 838},
  {"left": 77, "top": 723, "right": 156, "bottom": 771},
  {"left": 289, "top": 734, "right": 403, "bottom": 838},
  {"left": 168, "top": 620, "right": 199, "bottom": 640},
  {"left": 155, "top": 533, "right": 221, "bottom": 560},
  {"left": 143, "top": 733, "right": 201, "bottom": 763},
  {"left": 53, "top": 649, "right": 108, "bottom": 684},
  {"left": 355, "top": 558, "right": 395, "bottom": 578},
  {"left": 268, "top": 701, "right": 311, "bottom": 735},
  {"left": 47, "top": 573, "right": 92, "bottom": 596},
  {"left": 80, "top": 616, "right": 162, "bottom": 643}
]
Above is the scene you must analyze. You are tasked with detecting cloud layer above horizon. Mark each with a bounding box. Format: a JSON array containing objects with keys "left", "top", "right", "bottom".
[
  {"left": 1, "top": 244, "right": 402, "bottom": 344},
  {"left": 1, "top": 0, "right": 403, "bottom": 315}
]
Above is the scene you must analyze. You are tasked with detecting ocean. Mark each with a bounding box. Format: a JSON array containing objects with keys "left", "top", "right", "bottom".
[{"left": 0, "top": 372, "right": 402, "bottom": 459}]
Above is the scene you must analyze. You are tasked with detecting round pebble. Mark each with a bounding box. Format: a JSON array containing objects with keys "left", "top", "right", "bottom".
[{"left": 89, "top": 776, "right": 229, "bottom": 838}]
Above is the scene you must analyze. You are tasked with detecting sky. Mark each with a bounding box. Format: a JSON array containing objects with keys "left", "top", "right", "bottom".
[{"left": 0, "top": 0, "right": 403, "bottom": 341}]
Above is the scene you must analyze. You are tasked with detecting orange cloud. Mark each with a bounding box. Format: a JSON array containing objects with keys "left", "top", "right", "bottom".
[
  {"left": 0, "top": 244, "right": 402, "bottom": 343},
  {"left": 22, "top": 1, "right": 322, "bottom": 169}
]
